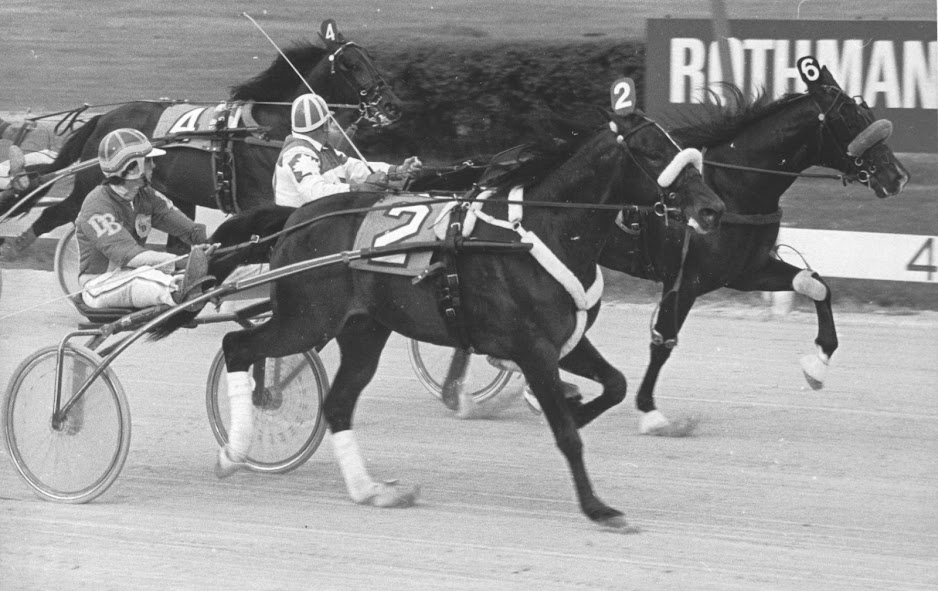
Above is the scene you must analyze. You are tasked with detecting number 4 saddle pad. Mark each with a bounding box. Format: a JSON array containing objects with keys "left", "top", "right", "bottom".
[{"left": 349, "top": 194, "right": 450, "bottom": 276}]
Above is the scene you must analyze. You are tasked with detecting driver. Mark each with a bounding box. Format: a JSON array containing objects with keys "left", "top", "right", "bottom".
[
  {"left": 76, "top": 128, "right": 215, "bottom": 310},
  {"left": 273, "top": 92, "right": 422, "bottom": 206}
]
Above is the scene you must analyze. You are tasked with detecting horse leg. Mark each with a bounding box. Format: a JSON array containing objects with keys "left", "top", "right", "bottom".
[
  {"left": 557, "top": 336, "right": 627, "bottom": 428},
  {"left": 728, "top": 258, "right": 838, "bottom": 389},
  {"left": 216, "top": 315, "right": 326, "bottom": 477},
  {"left": 515, "top": 343, "right": 632, "bottom": 530},
  {"left": 635, "top": 281, "right": 699, "bottom": 437},
  {"left": 327, "top": 316, "right": 419, "bottom": 508}
]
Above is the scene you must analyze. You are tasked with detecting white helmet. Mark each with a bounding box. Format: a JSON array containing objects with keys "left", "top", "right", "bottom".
[
  {"left": 291, "top": 93, "right": 333, "bottom": 133},
  {"left": 98, "top": 128, "right": 166, "bottom": 179}
]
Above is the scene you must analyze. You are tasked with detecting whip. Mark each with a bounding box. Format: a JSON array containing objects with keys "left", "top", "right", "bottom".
[{"left": 241, "top": 12, "right": 374, "bottom": 172}]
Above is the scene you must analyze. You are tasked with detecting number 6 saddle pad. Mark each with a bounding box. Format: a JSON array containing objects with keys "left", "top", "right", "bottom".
[{"left": 349, "top": 194, "right": 448, "bottom": 276}]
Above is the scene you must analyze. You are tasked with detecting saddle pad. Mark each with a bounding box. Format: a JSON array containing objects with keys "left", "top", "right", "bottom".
[
  {"left": 153, "top": 103, "right": 229, "bottom": 150},
  {"left": 349, "top": 194, "right": 448, "bottom": 276}
]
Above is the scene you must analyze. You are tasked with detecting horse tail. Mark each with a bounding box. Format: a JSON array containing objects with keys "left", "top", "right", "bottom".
[
  {"left": 147, "top": 205, "right": 296, "bottom": 341},
  {"left": 51, "top": 113, "right": 103, "bottom": 170}
]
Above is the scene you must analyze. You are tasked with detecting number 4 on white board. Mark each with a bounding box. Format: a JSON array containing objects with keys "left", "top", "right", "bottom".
[{"left": 906, "top": 237, "right": 937, "bottom": 281}]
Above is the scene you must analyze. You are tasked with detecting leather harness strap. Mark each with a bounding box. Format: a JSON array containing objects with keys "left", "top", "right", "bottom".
[{"left": 437, "top": 205, "right": 473, "bottom": 351}]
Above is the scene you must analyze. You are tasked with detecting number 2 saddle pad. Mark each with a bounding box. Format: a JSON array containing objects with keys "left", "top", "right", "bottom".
[{"left": 349, "top": 194, "right": 448, "bottom": 276}]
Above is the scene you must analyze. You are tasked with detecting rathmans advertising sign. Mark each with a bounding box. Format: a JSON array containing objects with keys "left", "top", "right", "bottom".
[{"left": 645, "top": 19, "right": 936, "bottom": 152}]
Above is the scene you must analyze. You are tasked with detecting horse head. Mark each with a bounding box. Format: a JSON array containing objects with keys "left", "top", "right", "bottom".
[
  {"left": 318, "top": 19, "right": 402, "bottom": 127},
  {"left": 800, "top": 57, "right": 910, "bottom": 198},
  {"left": 230, "top": 21, "right": 402, "bottom": 136},
  {"left": 610, "top": 113, "right": 724, "bottom": 234}
]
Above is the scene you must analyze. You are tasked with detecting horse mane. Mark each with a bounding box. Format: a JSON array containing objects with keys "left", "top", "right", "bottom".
[
  {"left": 671, "top": 84, "right": 806, "bottom": 149},
  {"left": 481, "top": 117, "right": 599, "bottom": 194},
  {"left": 229, "top": 41, "right": 329, "bottom": 101}
]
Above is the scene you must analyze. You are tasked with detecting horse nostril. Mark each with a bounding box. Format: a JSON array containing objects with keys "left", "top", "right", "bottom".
[{"left": 701, "top": 208, "right": 721, "bottom": 227}]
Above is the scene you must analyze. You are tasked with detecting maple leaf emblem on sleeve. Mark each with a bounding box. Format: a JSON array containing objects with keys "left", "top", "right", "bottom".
[{"left": 289, "top": 152, "right": 320, "bottom": 182}]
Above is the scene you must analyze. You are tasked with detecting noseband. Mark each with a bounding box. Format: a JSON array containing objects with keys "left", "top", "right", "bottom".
[{"left": 327, "top": 42, "right": 398, "bottom": 126}]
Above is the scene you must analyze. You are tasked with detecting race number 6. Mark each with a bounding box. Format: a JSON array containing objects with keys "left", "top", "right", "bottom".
[
  {"left": 797, "top": 56, "right": 821, "bottom": 84},
  {"left": 610, "top": 77, "right": 636, "bottom": 116}
]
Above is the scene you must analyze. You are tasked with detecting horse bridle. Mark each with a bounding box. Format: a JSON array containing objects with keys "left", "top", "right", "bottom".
[
  {"left": 811, "top": 85, "right": 886, "bottom": 186},
  {"left": 615, "top": 117, "right": 697, "bottom": 225},
  {"left": 326, "top": 42, "right": 400, "bottom": 127}
]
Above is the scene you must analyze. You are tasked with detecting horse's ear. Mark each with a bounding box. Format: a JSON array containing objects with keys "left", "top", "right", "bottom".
[
  {"left": 610, "top": 77, "right": 636, "bottom": 115},
  {"left": 320, "top": 19, "right": 346, "bottom": 46},
  {"left": 797, "top": 56, "right": 839, "bottom": 90}
]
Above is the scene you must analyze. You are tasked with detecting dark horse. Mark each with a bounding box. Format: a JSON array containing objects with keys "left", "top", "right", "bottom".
[
  {"left": 0, "top": 20, "right": 401, "bottom": 258},
  {"left": 418, "top": 59, "right": 909, "bottom": 435},
  {"left": 153, "top": 111, "right": 724, "bottom": 528},
  {"left": 600, "top": 62, "right": 909, "bottom": 435}
]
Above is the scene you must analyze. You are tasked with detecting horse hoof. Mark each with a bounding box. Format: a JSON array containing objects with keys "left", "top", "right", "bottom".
[
  {"left": 640, "top": 411, "right": 698, "bottom": 437},
  {"left": 799, "top": 352, "right": 828, "bottom": 390},
  {"left": 639, "top": 410, "right": 670, "bottom": 434},
  {"left": 598, "top": 516, "right": 641, "bottom": 533},
  {"left": 367, "top": 481, "right": 420, "bottom": 508},
  {"left": 214, "top": 446, "right": 249, "bottom": 479}
]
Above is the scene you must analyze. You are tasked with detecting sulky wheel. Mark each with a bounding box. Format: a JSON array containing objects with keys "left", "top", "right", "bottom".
[
  {"left": 3, "top": 344, "right": 131, "bottom": 503},
  {"left": 53, "top": 224, "right": 81, "bottom": 302},
  {"left": 407, "top": 339, "right": 514, "bottom": 404},
  {"left": 205, "top": 348, "right": 329, "bottom": 474}
]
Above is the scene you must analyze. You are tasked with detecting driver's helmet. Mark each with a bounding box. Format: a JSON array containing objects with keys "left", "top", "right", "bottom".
[
  {"left": 98, "top": 128, "right": 166, "bottom": 179},
  {"left": 291, "top": 93, "right": 333, "bottom": 133}
]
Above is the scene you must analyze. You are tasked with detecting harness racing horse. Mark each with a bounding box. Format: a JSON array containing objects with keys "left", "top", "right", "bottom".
[
  {"left": 416, "top": 57, "right": 909, "bottom": 434},
  {"left": 152, "top": 111, "right": 724, "bottom": 528},
  {"left": 0, "top": 20, "right": 401, "bottom": 259},
  {"left": 600, "top": 58, "right": 909, "bottom": 435}
]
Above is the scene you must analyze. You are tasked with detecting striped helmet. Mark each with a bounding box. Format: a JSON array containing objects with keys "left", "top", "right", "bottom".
[
  {"left": 291, "top": 93, "right": 332, "bottom": 133},
  {"left": 98, "top": 128, "right": 166, "bottom": 179}
]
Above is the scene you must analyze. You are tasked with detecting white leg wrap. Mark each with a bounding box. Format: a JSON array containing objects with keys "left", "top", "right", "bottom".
[
  {"left": 226, "top": 371, "right": 254, "bottom": 459},
  {"left": 639, "top": 410, "right": 671, "bottom": 434},
  {"left": 799, "top": 345, "right": 830, "bottom": 390},
  {"left": 331, "top": 430, "right": 379, "bottom": 503},
  {"left": 792, "top": 269, "right": 827, "bottom": 301}
]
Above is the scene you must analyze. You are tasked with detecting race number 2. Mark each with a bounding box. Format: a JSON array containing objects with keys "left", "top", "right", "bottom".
[
  {"left": 906, "top": 237, "right": 936, "bottom": 281},
  {"left": 371, "top": 204, "right": 431, "bottom": 265},
  {"left": 610, "top": 77, "right": 636, "bottom": 115}
]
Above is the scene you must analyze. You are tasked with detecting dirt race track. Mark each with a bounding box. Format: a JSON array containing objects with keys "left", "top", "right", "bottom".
[{"left": 0, "top": 268, "right": 935, "bottom": 590}]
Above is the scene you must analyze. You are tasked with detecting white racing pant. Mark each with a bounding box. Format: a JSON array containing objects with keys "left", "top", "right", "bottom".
[{"left": 81, "top": 267, "right": 177, "bottom": 309}]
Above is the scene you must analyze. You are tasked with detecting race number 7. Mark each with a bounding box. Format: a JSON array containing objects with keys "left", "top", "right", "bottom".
[{"left": 371, "top": 204, "right": 431, "bottom": 265}]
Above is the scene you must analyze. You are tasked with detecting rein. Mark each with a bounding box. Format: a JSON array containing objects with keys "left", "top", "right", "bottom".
[
  {"left": 704, "top": 160, "right": 845, "bottom": 182},
  {"left": 213, "top": 194, "right": 663, "bottom": 261}
]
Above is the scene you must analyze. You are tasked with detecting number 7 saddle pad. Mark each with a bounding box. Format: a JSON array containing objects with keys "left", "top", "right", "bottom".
[{"left": 349, "top": 194, "right": 449, "bottom": 276}]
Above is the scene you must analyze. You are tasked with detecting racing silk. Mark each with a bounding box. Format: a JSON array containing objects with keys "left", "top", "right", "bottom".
[
  {"left": 273, "top": 133, "right": 391, "bottom": 207},
  {"left": 76, "top": 184, "right": 207, "bottom": 277}
]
